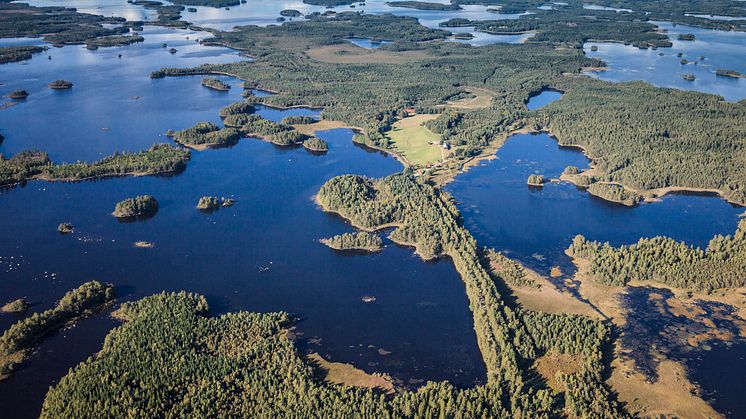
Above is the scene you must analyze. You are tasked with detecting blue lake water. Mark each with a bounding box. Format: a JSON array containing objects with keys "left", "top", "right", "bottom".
[
  {"left": 0, "top": 28, "right": 485, "bottom": 418},
  {"left": 0, "top": 26, "right": 244, "bottom": 161},
  {"left": 446, "top": 132, "right": 744, "bottom": 275},
  {"left": 3, "top": 2, "right": 746, "bottom": 417},
  {"left": 345, "top": 37, "right": 391, "bottom": 49},
  {"left": 446, "top": 132, "right": 746, "bottom": 416},
  {"left": 585, "top": 21, "right": 746, "bottom": 101},
  {"left": 525, "top": 88, "right": 563, "bottom": 110}
]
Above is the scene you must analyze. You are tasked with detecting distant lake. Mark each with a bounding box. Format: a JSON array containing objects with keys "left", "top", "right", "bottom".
[{"left": 585, "top": 21, "right": 746, "bottom": 101}]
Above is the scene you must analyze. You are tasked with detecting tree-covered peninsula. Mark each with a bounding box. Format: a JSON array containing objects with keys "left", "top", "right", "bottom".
[
  {"left": 0, "top": 144, "right": 190, "bottom": 186},
  {"left": 316, "top": 173, "right": 627, "bottom": 417},
  {"left": 0, "top": 46, "right": 46, "bottom": 65},
  {"left": 568, "top": 219, "right": 746, "bottom": 292},
  {"left": 1, "top": 281, "right": 114, "bottom": 378},
  {"left": 320, "top": 231, "right": 383, "bottom": 252}
]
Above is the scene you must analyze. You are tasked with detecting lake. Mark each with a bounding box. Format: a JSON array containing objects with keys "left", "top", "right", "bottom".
[
  {"left": 585, "top": 21, "right": 746, "bottom": 101},
  {"left": 0, "top": 27, "right": 485, "bottom": 418},
  {"left": 2, "top": 2, "right": 746, "bottom": 417},
  {"left": 446, "top": 132, "right": 744, "bottom": 275}
]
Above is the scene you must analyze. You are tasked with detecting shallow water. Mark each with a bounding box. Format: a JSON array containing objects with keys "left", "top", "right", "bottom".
[
  {"left": 446, "top": 132, "right": 743, "bottom": 275},
  {"left": 585, "top": 21, "right": 746, "bottom": 101},
  {"left": 620, "top": 287, "right": 746, "bottom": 417}
]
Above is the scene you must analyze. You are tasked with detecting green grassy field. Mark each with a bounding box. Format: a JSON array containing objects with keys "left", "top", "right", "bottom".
[{"left": 386, "top": 114, "right": 443, "bottom": 165}]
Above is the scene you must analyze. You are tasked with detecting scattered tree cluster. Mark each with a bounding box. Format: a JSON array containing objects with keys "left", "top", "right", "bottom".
[{"left": 483, "top": 248, "right": 536, "bottom": 288}]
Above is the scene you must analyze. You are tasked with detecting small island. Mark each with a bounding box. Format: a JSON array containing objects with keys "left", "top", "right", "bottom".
[
  {"left": 302, "top": 137, "right": 329, "bottom": 152},
  {"left": 167, "top": 121, "right": 240, "bottom": 149},
  {"left": 48, "top": 80, "right": 73, "bottom": 90},
  {"left": 1, "top": 298, "right": 28, "bottom": 314},
  {"left": 197, "top": 196, "right": 234, "bottom": 211},
  {"left": 197, "top": 196, "right": 220, "bottom": 211},
  {"left": 201, "top": 77, "right": 230, "bottom": 91},
  {"left": 320, "top": 231, "right": 383, "bottom": 252},
  {"left": 280, "top": 9, "right": 302, "bottom": 17},
  {"left": 682, "top": 74, "right": 696, "bottom": 81},
  {"left": 57, "top": 222, "right": 74, "bottom": 234},
  {"left": 590, "top": 45, "right": 598, "bottom": 52},
  {"left": 527, "top": 174, "right": 546, "bottom": 186},
  {"left": 9, "top": 90, "right": 28, "bottom": 99},
  {"left": 677, "top": 33, "right": 696, "bottom": 41},
  {"left": 113, "top": 195, "right": 159, "bottom": 218},
  {"left": 715, "top": 69, "right": 744, "bottom": 79}
]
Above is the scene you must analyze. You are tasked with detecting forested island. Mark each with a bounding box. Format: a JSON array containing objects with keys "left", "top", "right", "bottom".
[
  {"left": 113, "top": 195, "right": 159, "bottom": 218},
  {"left": 167, "top": 121, "right": 240, "bottom": 149},
  {"left": 302, "top": 137, "right": 328, "bottom": 152},
  {"left": 1, "top": 281, "right": 114, "bottom": 378},
  {"left": 48, "top": 80, "right": 73, "bottom": 90},
  {"left": 320, "top": 231, "right": 383, "bottom": 252},
  {"left": 715, "top": 69, "right": 744, "bottom": 78},
  {"left": 527, "top": 174, "right": 545, "bottom": 186},
  {"left": 0, "top": 144, "right": 190, "bottom": 186},
  {"left": 586, "top": 183, "right": 643, "bottom": 206},
  {"left": 0, "top": 299, "right": 28, "bottom": 314}
]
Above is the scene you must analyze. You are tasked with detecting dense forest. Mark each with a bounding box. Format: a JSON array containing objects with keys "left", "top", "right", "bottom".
[
  {"left": 569, "top": 219, "right": 746, "bottom": 292},
  {"left": 1, "top": 281, "right": 114, "bottom": 378},
  {"left": 444, "top": 8, "right": 672, "bottom": 49},
  {"left": 531, "top": 78, "right": 746, "bottom": 205},
  {"left": 0, "top": 144, "right": 190, "bottom": 186}
]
